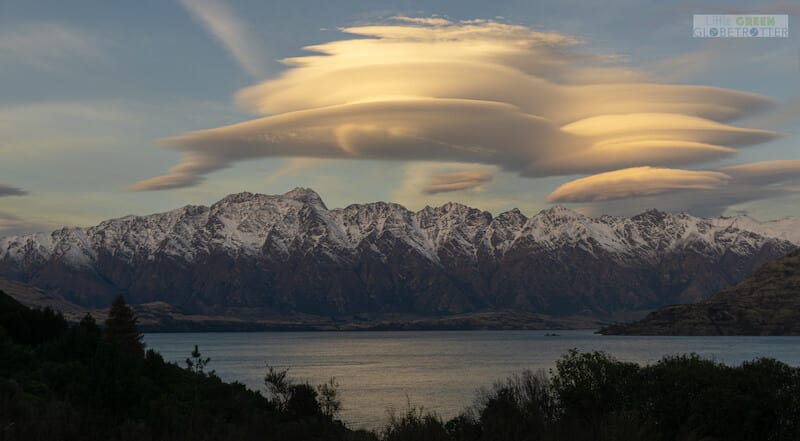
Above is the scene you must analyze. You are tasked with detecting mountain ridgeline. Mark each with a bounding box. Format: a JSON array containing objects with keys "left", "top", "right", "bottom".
[{"left": 0, "top": 188, "right": 798, "bottom": 319}]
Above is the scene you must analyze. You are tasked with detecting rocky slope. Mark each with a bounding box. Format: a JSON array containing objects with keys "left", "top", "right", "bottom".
[
  {"left": 0, "top": 188, "right": 797, "bottom": 318},
  {"left": 600, "top": 249, "right": 800, "bottom": 335},
  {"left": 0, "top": 277, "right": 591, "bottom": 331},
  {"left": 0, "top": 277, "right": 94, "bottom": 322}
]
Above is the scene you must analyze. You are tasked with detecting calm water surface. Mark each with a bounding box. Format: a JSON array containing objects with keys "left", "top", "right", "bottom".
[{"left": 144, "top": 330, "right": 800, "bottom": 428}]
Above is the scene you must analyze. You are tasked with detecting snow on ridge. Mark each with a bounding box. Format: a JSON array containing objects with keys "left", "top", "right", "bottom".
[
  {"left": 331, "top": 201, "right": 440, "bottom": 263},
  {"left": 711, "top": 215, "right": 800, "bottom": 245},
  {"left": 52, "top": 227, "right": 96, "bottom": 268},
  {"left": 0, "top": 231, "right": 55, "bottom": 263},
  {"left": 1, "top": 190, "right": 797, "bottom": 270},
  {"left": 414, "top": 203, "right": 492, "bottom": 260}
]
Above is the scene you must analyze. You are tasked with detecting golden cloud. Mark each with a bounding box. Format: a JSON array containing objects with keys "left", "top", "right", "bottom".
[
  {"left": 133, "top": 17, "right": 780, "bottom": 192},
  {"left": 423, "top": 170, "right": 494, "bottom": 194},
  {"left": 548, "top": 160, "right": 800, "bottom": 216},
  {"left": 547, "top": 167, "right": 731, "bottom": 202}
]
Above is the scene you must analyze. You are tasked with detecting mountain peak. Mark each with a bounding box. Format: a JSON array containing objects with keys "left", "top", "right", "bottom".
[
  {"left": 282, "top": 187, "right": 327, "bottom": 208},
  {"left": 539, "top": 205, "right": 580, "bottom": 217},
  {"left": 632, "top": 208, "right": 669, "bottom": 221},
  {"left": 218, "top": 192, "right": 261, "bottom": 204},
  {"left": 436, "top": 201, "right": 474, "bottom": 214},
  {"left": 497, "top": 207, "right": 525, "bottom": 218},
  {"left": 494, "top": 208, "right": 527, "bottom": 225}
]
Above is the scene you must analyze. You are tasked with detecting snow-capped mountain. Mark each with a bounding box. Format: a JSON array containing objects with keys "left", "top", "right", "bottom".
[{"left": 0, "top": 188, "right": 797, "bottom": 317}]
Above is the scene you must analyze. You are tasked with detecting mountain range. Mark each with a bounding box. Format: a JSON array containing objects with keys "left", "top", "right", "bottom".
[{"left": 1, "top": 188, "right": 798, "bottom": 322}]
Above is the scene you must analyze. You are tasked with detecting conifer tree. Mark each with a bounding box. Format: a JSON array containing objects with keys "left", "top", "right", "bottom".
[
  {"left": 186, "top": 345, "right": 213, "bottom": 376},
  {"left": 103, "top": 294, "right": 144, "bottom": 357}
]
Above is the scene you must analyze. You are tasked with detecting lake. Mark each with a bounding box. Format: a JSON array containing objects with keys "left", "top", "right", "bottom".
[{"left": 144, "top": 330, "right": 800, "bottom": 429}]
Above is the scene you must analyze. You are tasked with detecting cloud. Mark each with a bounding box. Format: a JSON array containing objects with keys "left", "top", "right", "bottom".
[
  {"left": 0, "top": 212, "right": 25, "bottom": 233},
  {"left": 745, "top": 96, "right": 800, "bottom": 132},
  {"left": 551, "top": 160, "right": 800, "bottom": 216},
  {"left": 392, "top": 161, "right": 515, "bottom": 211},
  {"left": 423, "top": 170, "right": 494, "bottom": 194},
  {"left": 134, "top": 17, "right": 780, "bottom": 194},
  {"left": 0, "top": 101, "right": 139, "bottom": 159},
  {"left": 265, "top": 158, "right": 323, "bottom": 185},
  {"left": 0, "top": 211, "right": 50, "bottom": 236},
  {"left": 0, "top": 22, "right": 103, "bottom": 70},
  {"left": 0, "top": 185, "right": 28, "bottom": 197},
  {"left": 129, "top": 152, "right": 215, "bottom": 190},
  {"left": 547, "top": 167, "right": 730, "bottom": 202},
  {"left": 180, "top": 0, "right": 269, "bottom": 78},
  {"left": 720, "top": 160, "right": 800, "bottom": 184},
  {"left": 390, "top": 16, "right": 454, "bottom": 26},
  {"left": 0, "top": 101, "right": 134, "bottom": 129}
]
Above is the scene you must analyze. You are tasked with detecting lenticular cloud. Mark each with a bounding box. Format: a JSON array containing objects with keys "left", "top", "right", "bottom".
[
  {"left": 133, "top": 17, "right": 780, "bottom": 192},
  {"left": 547, "top": 167, "right": 732, "bottom": 203},
  {"left": 423, "top": 170, "right": 494, "bottom": 194},
  {"left": 547, "top": 160, "right": 800, "bottom": 216}
]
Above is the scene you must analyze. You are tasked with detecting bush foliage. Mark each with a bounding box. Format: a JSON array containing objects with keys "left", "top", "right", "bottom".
[{"left": 1, "top": 289, "right": 799, "bottom": 441}]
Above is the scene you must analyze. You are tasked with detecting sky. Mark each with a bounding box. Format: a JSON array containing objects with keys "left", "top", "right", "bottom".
[{"left": 1, "top": 0, "right": 799, "bottom": 235}]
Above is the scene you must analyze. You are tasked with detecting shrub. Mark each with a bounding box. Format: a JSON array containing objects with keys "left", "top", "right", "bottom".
[{"left": 383, "top": 404, "right": 449, "bottom": 441}]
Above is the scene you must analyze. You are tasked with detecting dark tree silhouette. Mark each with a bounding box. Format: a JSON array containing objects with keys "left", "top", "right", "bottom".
[
  {"left": 103, "top": 294, "right": 145, "bottom": 357},
  {"left": 78, "top": 313, "right": 101, "bottom": 336},
  {"left": 186, "top": 344, "right": 213, "bottom": 376},
  {"left": 286, "top": 383, "right": 321, "bottom": 418}
]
